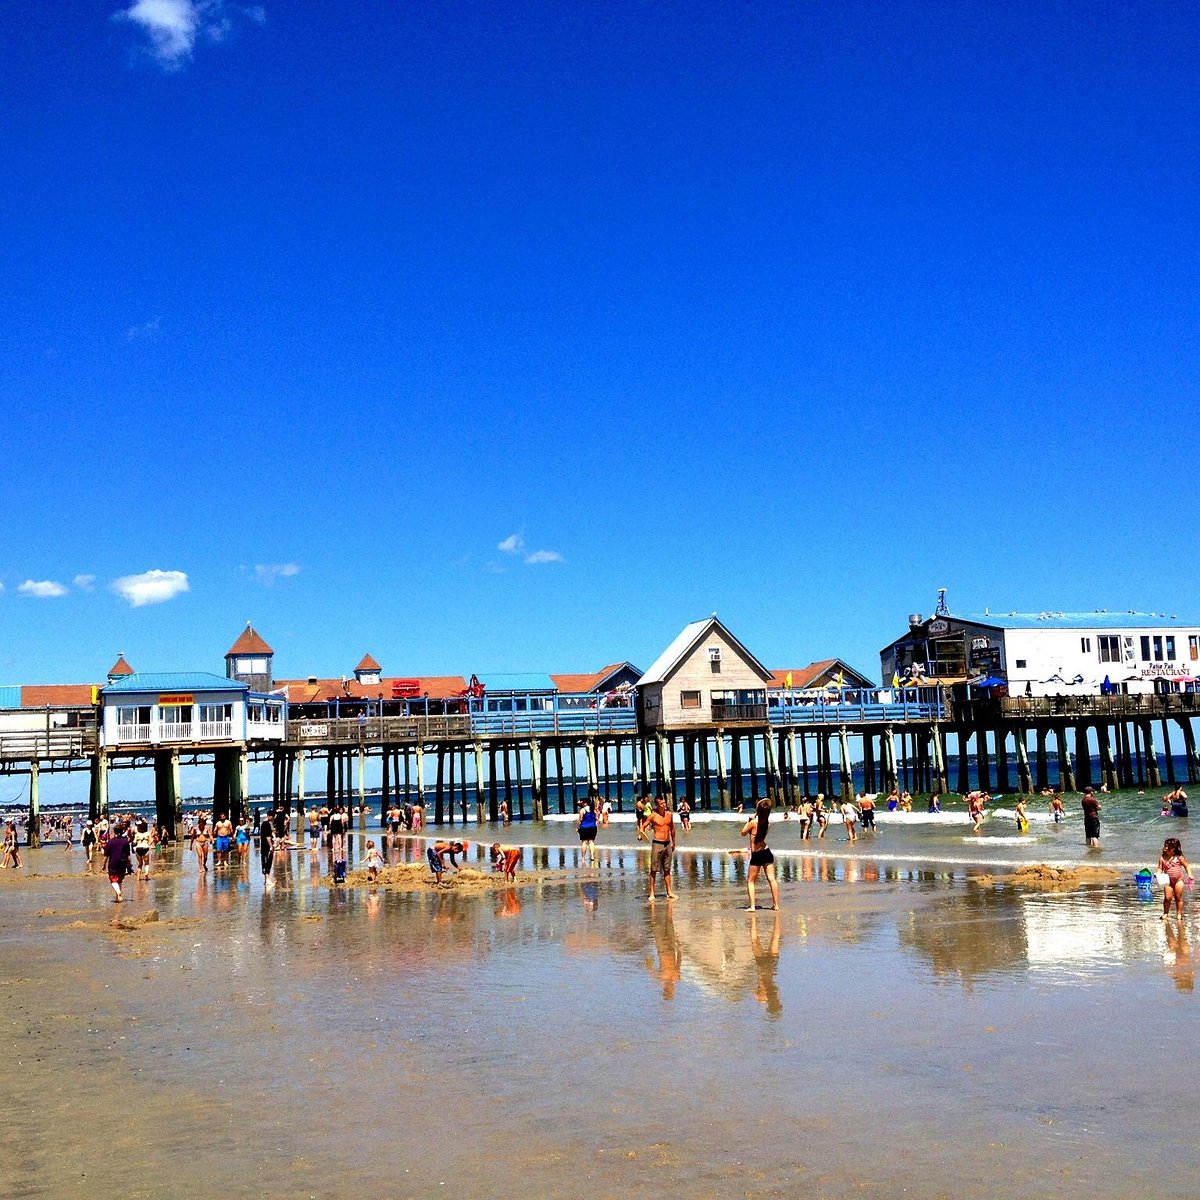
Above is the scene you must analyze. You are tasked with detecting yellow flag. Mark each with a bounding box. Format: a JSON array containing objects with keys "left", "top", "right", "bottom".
[
  {"left": 784, "top": 672, "right": 793, "bottom": 688},
  {"left": 891, "top": 671, "right": 900, "bottom": 688},
  {"left": 834, "top": 670, "right": 844, "bottom": 689}
]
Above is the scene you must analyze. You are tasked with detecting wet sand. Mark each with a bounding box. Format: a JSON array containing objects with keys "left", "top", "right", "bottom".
[{"left": 2, "top": 838, "right": 1198, "bottom": 1199}]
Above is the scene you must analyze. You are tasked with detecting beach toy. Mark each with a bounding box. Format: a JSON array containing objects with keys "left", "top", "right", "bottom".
[{"left": 1135, "top": 869, "right": 1154, "bottom": 900}]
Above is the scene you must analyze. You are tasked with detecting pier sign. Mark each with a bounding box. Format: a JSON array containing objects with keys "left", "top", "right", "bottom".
[
  {"left": 300, "top": 723, "right": 329, "bottom": 738},
  {"left": 158, "top": 694, "right": 194, "bottom": 705}
]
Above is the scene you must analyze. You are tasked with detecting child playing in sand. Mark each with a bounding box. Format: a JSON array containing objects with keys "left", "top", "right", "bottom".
[
  {"left": 363, "top": 839, "right": 383, "bottom": 882},
  {"left": 491, "top": 843, "right": 521, "bottom": 882}
]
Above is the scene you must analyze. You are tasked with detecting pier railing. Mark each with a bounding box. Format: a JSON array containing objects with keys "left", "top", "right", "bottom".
[
  {"left": 768, "top": 696, "right": 944, "bottom": 725},
  {"left": 0, "top": 728, "right": 98, "bottom": 763},
  {"left": 990, "top": 694, "right": 1200, "bottom": 720},
  {"left": 288, "top": 708, "right": 638, "bottom": 746}
]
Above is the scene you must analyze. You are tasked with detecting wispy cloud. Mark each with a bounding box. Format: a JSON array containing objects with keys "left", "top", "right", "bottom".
[
  {"left": 126, "top": 316, "right": 161, "bottom": 342},
  {"left": 253, "top": 562, "right": 301, "bottom": 586},
  {"left": 112, "top": 1, "right": 264, "bottom": 71},
  {"left": 18, "top": 579, "right": 68, "bottom": 598},
  {"left": 497, "top": 533, "right": 525, "bottom": 554},
  {"left": 73, "top": 574, "right": 97, "bottom": 592},
  {"left": 111, "top": 569, "right": 189, "bottom": 607},
  {"left": 524, "top": 550, "right": 564, "bottom": 565}
]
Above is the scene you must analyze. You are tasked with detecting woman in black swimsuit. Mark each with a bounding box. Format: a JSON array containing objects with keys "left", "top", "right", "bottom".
[{"left": 739, "top": 799, "right": 780, "bottom": 911}]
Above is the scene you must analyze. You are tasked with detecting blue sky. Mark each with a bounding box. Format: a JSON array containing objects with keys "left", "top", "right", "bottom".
[{"left": 3, "top": 0, "right": 1199, "bottom": 693}]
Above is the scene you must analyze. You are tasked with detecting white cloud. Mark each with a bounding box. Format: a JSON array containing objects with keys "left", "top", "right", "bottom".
[
  {"left": 18, "top": 579, "right": 69, "bottom": 598},
  {"left": 126, "top": 317, "right": 161, "bottom": 342},
  {"left": 253, "top": 562, "right": 301, "bottom": 586},
  {"left": 73, "top": 574, "right": 96, "bottom": 592},
  {"left": 497, "top": 533, "right": 525, "bottom": 554},
  {"left": 524, "top": 550, "right": 564, "bottom": 565},
  {"left": 113, "top": 1, "right": 264, "bottom": 70},
  {"left": 111, "top": 569, "right": 189, "bottom": 607}
]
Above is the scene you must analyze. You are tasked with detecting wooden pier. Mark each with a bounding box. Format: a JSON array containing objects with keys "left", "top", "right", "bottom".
[{"left": 3, "top": 693, "right": 1198, "bottom": 842}]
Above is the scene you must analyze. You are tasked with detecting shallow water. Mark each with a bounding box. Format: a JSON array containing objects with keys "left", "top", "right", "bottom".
[{"left": 1, "top": 818, "right": 1198, "bottom": 1199}]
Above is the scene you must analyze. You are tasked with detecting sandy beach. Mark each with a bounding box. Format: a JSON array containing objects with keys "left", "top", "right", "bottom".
[{"left": 2, "top": 828, "right": 1198, "bottom": 1199}]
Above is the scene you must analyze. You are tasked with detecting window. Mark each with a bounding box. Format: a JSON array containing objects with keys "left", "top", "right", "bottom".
[
  {"left": 1190, "top": 635, "right": 1199, "bottom": 662},
  {"left": 1080, "top": 637, "right": 1092, "bottom": 653},
  {"left": 708, "top": 647, "right": 722, "bottom": 673},
  {"left": 1141, "top": 636, "right": 1151, "bottom": 661},
  {"left": 1098, "top": 636, "right": 1120, "bottom": 663},
  {"left": 680, "top": 690, "right": 701, "bottom": 709},
  {"left": 1154, "top": 636, "right": 1164, "bottom": 662},
  {"left": 1166, "top": 636, "right": 1176, "bottom": 661},
  {"left": 161, "top": 704, "right": 192, "bottom": 725},
  {"left": 1015, "top": 659, "right": 1027, "bottom": 669},
  {"left": 248, "top": 703, "right": 265, "bottom": 723}
]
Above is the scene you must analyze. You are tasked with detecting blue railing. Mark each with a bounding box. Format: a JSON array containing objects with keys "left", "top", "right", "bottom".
[
  {"left": 768, "top": 691, "right": 944, "bottom": 725},
  {"left": 467, "top": 708, "right": 638, "bottom": 736}
]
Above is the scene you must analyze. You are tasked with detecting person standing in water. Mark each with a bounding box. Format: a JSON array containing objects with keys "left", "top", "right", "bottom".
[
  {"left": 1081, "top": 787, "right": 1101, "bottom": 848},
  {"left": 577, "top": 799, "right": 598, "bottom": 866},
  {"left": 738, "top": 799, "right": 780, "bottom": 911},
  {"left": 645, "top": 797, "right": 677, "bottom": 902}
]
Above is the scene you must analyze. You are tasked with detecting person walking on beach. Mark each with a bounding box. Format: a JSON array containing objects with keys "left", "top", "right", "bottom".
[
  {"left": 577, "top": 799, "right": 598, "bottom": 866},
  {"left": 81, "top": 819, "right": 97, "bottom": 866},
  {"left": 1081, "top": 787, "right": 1102, "bottom": 848},
  {"left": 1158, "top": 837, "right": 1192, "bottom": 919},
  {"left": 194, "top": 819, "right": 212, "bottom": 873},
  {"left": 133, "top": 818, "right": 153, "bottom": 879},
  {"left": 103, "top": 821, "right": 132, "bottom": 902},
  {"left": 3, "top": 822, "right": 22, "bottom": 869},
  {"left": 213, "top": 814, "right": 234, "bottom": 869},
  {"left": 738, "top": 798, "right": 780, "bottom": 911},
  {"left": 678, "top": 798, "right": 691, "bottom": 833},
  {"left": 1049, "top": 792, "right": 1065, "bottom": 824},
  {"left": 258, "top": 809, "right": 276, "bottom": 884},
  {"left": 646, "top": 796, "right": 677, "bottom": 902}
]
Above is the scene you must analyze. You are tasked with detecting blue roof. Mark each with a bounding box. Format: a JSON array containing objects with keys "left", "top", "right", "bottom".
[
  {"left": 102, "top": 672, "right": 247, "bottom": 694},
  {"left": 0, "top": 686, "right": 22, "bottom": 709},
  {"left": 475, "top": 672, "right": 557, "bottom": 693},
  {"left": 961, "top": 612, "right": 1198, "bottom": 631}
]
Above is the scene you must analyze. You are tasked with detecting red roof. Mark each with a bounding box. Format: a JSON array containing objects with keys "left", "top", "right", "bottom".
[
  {"left": 355, "top": 654, "right": 381, "bottom": 672},
  {"left": 550, "top": 671, "right": 607, "bottom": 693},
  {"left": 227, "top": 624, "right": 273, "bottom": 656},
  {"left": 22, "top": 684, "right": 97, "bottom": 707},
  {"left": 108, "top": 654, "right": 134, "bottom": 677},
  {"left": 275, "top": 675, "right": 468, "bottom": 703}
]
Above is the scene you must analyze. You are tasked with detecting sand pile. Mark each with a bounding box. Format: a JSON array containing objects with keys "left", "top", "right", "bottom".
[{"left": 973, "top": 864, "right": 1121, "bottom": 890}]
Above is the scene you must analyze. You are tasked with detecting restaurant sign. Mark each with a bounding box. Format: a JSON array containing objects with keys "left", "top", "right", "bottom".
[
  {"left": 300, "top": 723, "right": 329, "bottom": 738},
  {"left": 158, "top": 694, "right": 194, "bottom": 706}
]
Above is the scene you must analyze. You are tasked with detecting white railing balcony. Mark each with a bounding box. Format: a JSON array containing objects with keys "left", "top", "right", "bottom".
[
  {"left": 198, "top": 721, "right": 233, "bottom": 740},
  {"left": 247, "top": 721, "right": 284, "bottom": 741},
  {"left": 116, "top": 723, "right": 151, "bottom": 743},
  {"left": 160, "top": 723, "right": 194, "bottom": 741}
]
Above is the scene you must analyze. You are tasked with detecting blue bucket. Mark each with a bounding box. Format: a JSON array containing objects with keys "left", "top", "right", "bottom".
[{"left": 1135, "top": 870, "right": 1154, "bottom": 900}]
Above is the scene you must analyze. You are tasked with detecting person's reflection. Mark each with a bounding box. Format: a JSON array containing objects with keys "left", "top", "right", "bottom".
[
  {"left": 579, "top": 879, "right": 598, "bottom": 915},
  {"left": 645, "top": 903, "right": 681, "bottom": 1000},
  {"left": 750, "top": 910, "right": 783, "bottom": 1018},
  {"left": 496, "top": 887, "right": 522, "bottom": 918},
  {"left": 1164, "top": 920, "right": 1194, "bottom": 992}
]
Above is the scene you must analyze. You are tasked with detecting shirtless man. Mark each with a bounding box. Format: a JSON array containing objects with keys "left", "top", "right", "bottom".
[
  {"left": 213, "top": 814, "right": 234, "bottom": 869},
  {"left": 646, "top": 797, "right": 678, "bottom": 902}
]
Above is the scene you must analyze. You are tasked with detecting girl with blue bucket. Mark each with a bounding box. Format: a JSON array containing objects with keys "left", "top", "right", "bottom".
[{"left": 1157, "top": 838, "right": 1193, "bottom": 919}]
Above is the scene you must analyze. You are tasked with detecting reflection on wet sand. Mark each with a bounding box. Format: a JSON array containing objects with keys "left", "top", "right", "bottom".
[{"left": 4, "top": 836, "right": 1200, "bottom": 1200}]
